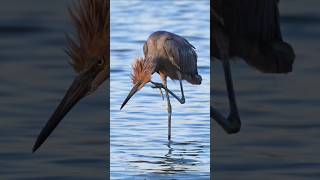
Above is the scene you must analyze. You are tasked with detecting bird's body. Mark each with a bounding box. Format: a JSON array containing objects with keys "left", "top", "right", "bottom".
[
  {"left": 121, "top": 31, "right": 201, "bottom": 140},
  {"left": 143, "top": 31, "right": 201, "bottom": 84},
  {"left": 33, "top": 0, "right": 109, "bottom": 152},
  {"left": 211, "top": 0, "right": 295, "bottom": 133}
]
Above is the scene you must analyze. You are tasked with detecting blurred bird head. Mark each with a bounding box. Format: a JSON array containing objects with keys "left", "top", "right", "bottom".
[
  {"left": 33, "top": 0, "right": 109, "bottom": 152},
  {"left": 120, "top": 57, "right": 153, "bottom": 109},
  {"left": 66, "top": 0, "right": 109, "bottom": 93}
]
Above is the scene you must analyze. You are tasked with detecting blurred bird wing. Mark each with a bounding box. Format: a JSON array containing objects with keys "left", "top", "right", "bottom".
[
  {"left": 163, "top": 38, "right": 198, "bottom": 75},
  {"left": 222, "top": 0, "right": 282, "bottom": 42},
  {"left": 215, "top": 0, "right": 294, "bottom": 73}
]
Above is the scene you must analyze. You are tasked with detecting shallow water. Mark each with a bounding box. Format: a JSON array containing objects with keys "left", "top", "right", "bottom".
[
  {"left": 212, "top": 1, "right": 320, "bottom": 179},
  {"left": 110, "top": 0, "right": 210, "bottom": 179},
  {"left": 0, "top": 1, "right": 107, "bottom": 179}
]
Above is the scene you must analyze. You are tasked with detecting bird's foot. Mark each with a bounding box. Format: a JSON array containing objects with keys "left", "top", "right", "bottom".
[
  {"left": 151, "top": 82, "right": 164, "bottom": 89},
  {"left": 151, "top": 82, "right": 165, "bottom": 100},
  {"left": 159, "top": 88, "right": 164, "bottom": 100}
]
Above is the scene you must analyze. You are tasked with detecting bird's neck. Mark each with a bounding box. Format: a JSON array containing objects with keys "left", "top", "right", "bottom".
[{"left": 145, "top": 56, "right": 158, "bottom": 74}]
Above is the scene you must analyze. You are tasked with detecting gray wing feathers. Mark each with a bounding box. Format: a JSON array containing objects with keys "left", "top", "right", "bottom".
[{"left": 164, "top": 38, "right": 198, "bottom": 75}]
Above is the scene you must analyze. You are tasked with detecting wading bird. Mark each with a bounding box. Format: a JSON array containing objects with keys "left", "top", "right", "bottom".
[
  {"left": 33, "top": 0, "right": 109, "bottom": 152},
  {"left": 120, "top": 31, "right": 202, "bottom": 140},
  {"left": 211, "top": 0, "right": 295, "bottom": 133}
]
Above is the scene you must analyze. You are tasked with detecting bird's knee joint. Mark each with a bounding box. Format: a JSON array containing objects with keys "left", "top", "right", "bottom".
[{"left": 226, "top": 115, "right": 241, "bottom": 134}]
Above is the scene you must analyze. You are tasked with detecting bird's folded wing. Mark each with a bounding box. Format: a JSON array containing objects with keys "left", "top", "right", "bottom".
[
  {"left": 222, "top": 0, "right": 282, "bottom": 42},
  {"left": 164, "top": 39, "right": 198, "bottom": 75}
]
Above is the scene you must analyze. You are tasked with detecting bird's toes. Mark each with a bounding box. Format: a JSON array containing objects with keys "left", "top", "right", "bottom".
[{"left": 151, "top": 83, "right": 164, "bottom": 89}]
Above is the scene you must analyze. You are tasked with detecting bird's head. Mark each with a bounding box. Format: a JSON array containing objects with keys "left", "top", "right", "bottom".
[
  {"left": 120, "top": 57, "right": 153, "bottom": 109},
  {"left": 33, "top": 0, "right": 109, "bottom": 152}
]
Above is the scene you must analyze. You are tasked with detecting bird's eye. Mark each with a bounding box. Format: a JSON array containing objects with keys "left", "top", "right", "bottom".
[{"left": 97, "top": 59, "right": 104, "bottom": 66}]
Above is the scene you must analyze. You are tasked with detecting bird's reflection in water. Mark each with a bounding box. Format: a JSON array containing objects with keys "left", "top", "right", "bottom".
[{"left": 130, "top": 140, "right": 203, "bottom": 174}]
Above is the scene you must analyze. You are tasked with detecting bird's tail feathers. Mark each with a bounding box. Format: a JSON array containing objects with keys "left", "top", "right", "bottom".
[
  {"left": 186, "top": 74, "right": 202, "bottom": 85},
  {"left": 232, "top": 38, "right": 295, "bottom": 74}
]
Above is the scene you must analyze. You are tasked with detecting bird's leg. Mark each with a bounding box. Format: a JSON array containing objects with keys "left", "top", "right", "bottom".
[
  {"left": 211, "top": 59, "right": 241, "bottom": 134},
  {"left": 161, "top": 77, "right": 172, "bottom": 141},
  {"left": 176, "top": 71, "right": 185, "bottom": 104},
  {"left": 212, "top": 32, "right": 241, "bottom": 134},
  {"left": 151, "top": 82, "right": 164, "bottom": 100},
  {"left": 159, "top": 87, "right": 164, "bottom": 100}
]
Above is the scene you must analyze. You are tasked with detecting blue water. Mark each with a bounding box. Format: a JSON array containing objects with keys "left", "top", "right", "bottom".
[{"left": 110, "top": 0, "right": 210, "bottom": 179}]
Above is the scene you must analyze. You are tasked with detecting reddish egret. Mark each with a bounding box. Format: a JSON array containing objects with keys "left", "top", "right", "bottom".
[
  {"left": 212, "top": 0, "right": 295, "bottom": 133},
  {"left": 120, "top": 31, "right": 202, "bottom": 140},
  {"left": 33, "top": 0, "right": 109, "bottom": 152}
]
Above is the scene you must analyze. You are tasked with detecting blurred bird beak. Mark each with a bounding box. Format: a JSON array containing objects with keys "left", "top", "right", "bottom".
[
  {"left": 120, "top": 84, "right": 140, "bottom": 110},
  {"left": 32, "top": 75, "right": 91, "bottom": 153}
]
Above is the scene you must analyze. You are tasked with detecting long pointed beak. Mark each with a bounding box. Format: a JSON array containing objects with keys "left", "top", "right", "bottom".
[
  {"left": 120, "top": 85, "right": 139, "bottom": 110},
  {"left": 33, "top": 76, "right": 91, "bottom": 153}
]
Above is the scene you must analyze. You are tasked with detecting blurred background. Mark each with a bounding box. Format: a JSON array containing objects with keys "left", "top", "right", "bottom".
[
  {"left": 212, "top": 0, "right": 320, "bottom": 179},
  {"left": 110, "top": 0, "right": 210, "bottom": 179},
  {"left": 0, "top": 0, "right": 107, "bottom": 179}
]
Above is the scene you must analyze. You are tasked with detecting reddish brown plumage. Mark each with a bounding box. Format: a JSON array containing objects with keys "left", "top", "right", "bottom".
[
  {"left": 66, "top": 0, "right": 109, "bottom": 74},
  {"left": 131, "top": 57, "right": 153, "bottom": 85}
]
